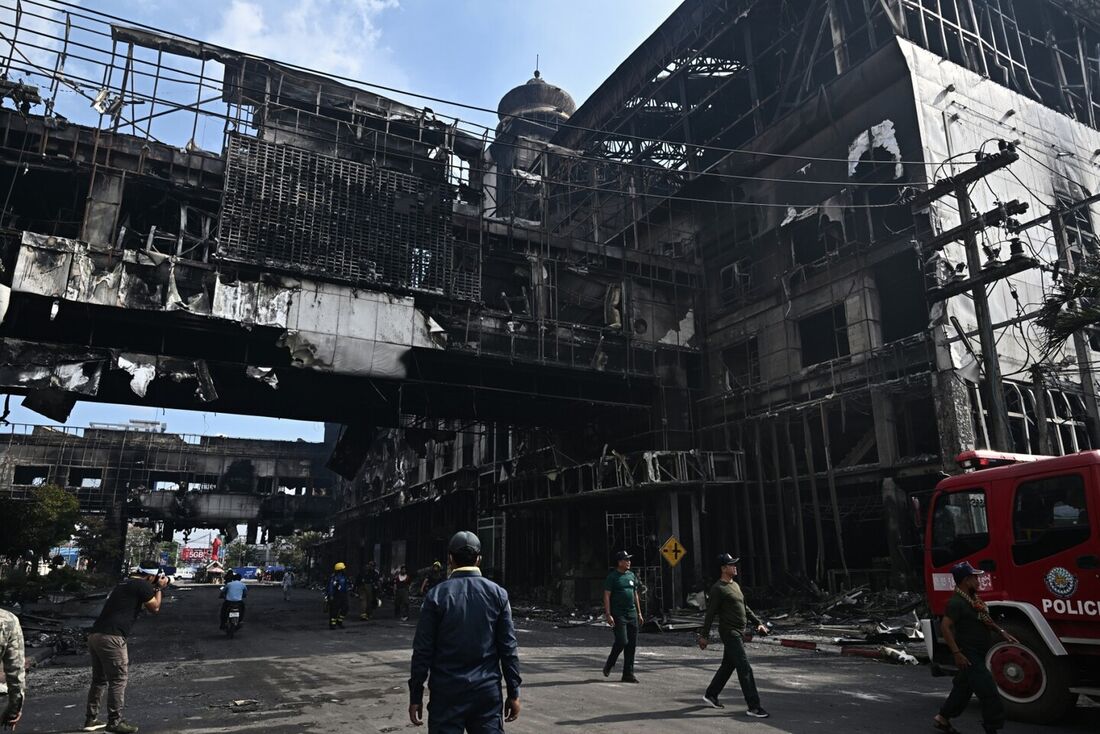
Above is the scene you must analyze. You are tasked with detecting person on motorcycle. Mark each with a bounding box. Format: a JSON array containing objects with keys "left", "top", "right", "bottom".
[{"left": 219, "top": 571, "right": 248, "bottom": 630}]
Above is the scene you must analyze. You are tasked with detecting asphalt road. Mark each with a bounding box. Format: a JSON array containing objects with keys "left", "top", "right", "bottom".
[{"left": 16, "top": 583, "right": 1100, "bottom": 733}]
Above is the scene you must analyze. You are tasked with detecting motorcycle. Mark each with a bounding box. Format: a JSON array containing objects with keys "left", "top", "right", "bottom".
[{"left": 224, "top": 601, "right": 244, "bottom": 638}]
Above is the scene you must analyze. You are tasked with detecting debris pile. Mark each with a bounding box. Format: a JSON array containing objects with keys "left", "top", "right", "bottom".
[{"left": 16, "top": 611, "right": 89, "bottom": 658}]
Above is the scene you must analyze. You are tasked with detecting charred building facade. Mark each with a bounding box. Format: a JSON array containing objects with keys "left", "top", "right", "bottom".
[
  {"left": 0, "top": 421, "right": 335, "bottom": 546},
  {"left": 0, "top": 1, "right": 1098, "bottom": 609}
]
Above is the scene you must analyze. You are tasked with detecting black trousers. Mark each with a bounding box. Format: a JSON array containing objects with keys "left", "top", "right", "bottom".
[
  {"left": 219, "top": 601, "right": 245, "bottom": 628},
  {"left": 939, "top": 647, "right": 1005, "bottom": 731},
  {"left": 329, "top": 591, "right": 348, "bottom": 626},
  {"left": 705, "top": 631, "right": 760, "bottom": 708},
  {"left": 427, "top": 691, "right": 503, "bottom": 734},
  {"left": 604, "top": 618, "right": 638, "bottom": 676}
]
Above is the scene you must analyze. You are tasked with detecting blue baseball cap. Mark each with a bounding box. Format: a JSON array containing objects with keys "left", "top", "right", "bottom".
[{"left": 951, "top": 561, "right": 986, "bottom": 585}]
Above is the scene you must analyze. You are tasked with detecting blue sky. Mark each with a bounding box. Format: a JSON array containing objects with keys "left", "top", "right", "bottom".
[{"left": 2, "top": 0, "right": 679, "bottom": 440}]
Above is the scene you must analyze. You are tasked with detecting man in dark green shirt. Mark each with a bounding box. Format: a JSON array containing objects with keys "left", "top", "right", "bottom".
[
  {"left": 933, "top": 562, "right": 1016, "bottom": 734},
  {"left": 602, "top": 550, "right": 644, "bottom": 682},
  {"left": 697, "top": 553, "right": 769, "bottom": 718}
]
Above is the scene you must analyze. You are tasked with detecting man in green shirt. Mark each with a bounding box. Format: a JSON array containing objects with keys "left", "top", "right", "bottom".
[
  {"left": 697, "top": 553, "right": 769, "bottom": 718},
  {"left": 602, "top": 551, "right": 644, "bottom": 683},
  {"left": 933, "top": 562, "right": 1016, "bottom": 734}
]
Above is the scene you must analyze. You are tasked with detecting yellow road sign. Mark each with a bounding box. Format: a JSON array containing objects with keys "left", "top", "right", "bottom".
[{"left": 660, "top": 536, "right": 686, "bottom": 567}]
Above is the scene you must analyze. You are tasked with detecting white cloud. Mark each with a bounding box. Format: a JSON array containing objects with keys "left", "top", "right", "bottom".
[{"left": 209, "top": 0, "right": 406, "bottom": 86}]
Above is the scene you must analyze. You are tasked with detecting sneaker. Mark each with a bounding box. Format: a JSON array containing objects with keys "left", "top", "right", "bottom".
[
  {"left": 107, "top": 721, "right": 140, "bottom": 733},
  {"left": 83, "top": 718, "right": 107, "bottom": 731},
  {"left": 602, "top": 663, "right": 612, "bottom": 678},
  {"left": 746, "top": 707, "right": 770, "bottom": 718},
  {"left": 621, "top": 674, "right": 639, "bottom": 683},
  {"left": 401, "top": 616, "right": 409, "bottom": 621},
  {"left": 702, "top": 694, "right": 723, "bottom": 709}
]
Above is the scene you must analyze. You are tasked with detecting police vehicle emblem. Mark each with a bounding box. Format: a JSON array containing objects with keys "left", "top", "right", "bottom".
[{"left": 1044, "top": 567, "right": 1078, "bottom": 599}]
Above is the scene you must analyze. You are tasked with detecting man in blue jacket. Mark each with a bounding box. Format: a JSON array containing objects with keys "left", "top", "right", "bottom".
[{"left": 409, "top": 531, "right": 521, "bottom": 732}]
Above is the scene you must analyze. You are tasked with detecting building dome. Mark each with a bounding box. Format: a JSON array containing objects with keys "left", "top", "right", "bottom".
[{"left": 496, "top": 70, "right": 576, "bottom": 125}]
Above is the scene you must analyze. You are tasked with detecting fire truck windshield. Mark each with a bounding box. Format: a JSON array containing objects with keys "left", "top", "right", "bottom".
[{"left": 930, "top": 488, "right": 989, "bottom": 567}]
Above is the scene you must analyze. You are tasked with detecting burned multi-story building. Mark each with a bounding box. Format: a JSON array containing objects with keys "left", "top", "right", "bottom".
[{"left": 0, "top": 1, "right": 1098, "bottom": 610}]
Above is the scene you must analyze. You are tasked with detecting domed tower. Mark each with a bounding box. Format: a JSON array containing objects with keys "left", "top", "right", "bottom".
[{"left": 488, "top": 70, "right": 576, "bottom": 219}]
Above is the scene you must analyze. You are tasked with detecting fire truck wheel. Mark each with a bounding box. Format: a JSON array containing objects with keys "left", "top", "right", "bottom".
[{"left": 987, "top": 621, "right": 1077, "bottom": 723}]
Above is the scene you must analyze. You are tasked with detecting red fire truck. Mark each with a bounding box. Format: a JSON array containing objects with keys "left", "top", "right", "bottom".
[{"left": 922, "top": 450, "right": 1100, "bottom": 722}]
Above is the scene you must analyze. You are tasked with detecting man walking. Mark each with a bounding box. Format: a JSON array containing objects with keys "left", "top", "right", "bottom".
[
  {"left": 602, "top": 550, "right": 643, "bottom": 683},
  {"left": 84, "top": 560, "right": 167, "bottom": 733},
  {"left": 409, "top": 531, "right": 521, "bottom": 732},
  {"left": 420, "top": 561, "right": 445, "bottom": 596},
  {"left": 357, "top": 561, "right": 381, "bottom": 621},
  {"left": 394, "top": 565, "right": 412, "bottom": 621},
  {"left": 933, "top": 561, "right": 1016, "bottom": 734},
  {"left": 697, "top": 553, "right": 769, "bottom": 718},
  {"left": 0, "top": 609, "right": 25, "bottom": 731},
  {"left": 327, "top": 562, "right": 350, "bottom": 629},
  {"left": 281, "top": 569, "right": 294, "bottom": 601}
]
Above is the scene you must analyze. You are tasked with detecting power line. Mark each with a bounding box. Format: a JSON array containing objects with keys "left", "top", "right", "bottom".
[
  {"left": 28, "top": 0, "right": 974, "bottom": 168},
  {"left": 0, "top": 7, "right": 941, "bottom": 195}
]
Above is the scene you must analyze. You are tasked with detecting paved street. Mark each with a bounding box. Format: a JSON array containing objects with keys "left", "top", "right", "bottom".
[{"left": 17, "top": 583, "right": 1100, "bottom": 733}]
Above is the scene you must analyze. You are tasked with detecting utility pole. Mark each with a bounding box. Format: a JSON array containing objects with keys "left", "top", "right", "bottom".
[
  {"left": 956, "top": 186, "right": 1013, "bottom": 451},
  {"left": 1050, "top": 210, "right": 1100, "bottom": 447},
  {"left": 912, "top": 143, "right": 1027, "bottom": 451}
]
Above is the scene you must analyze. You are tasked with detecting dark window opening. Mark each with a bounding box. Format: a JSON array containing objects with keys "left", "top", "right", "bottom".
[
  {"left": 462, "top": 433, "right": 476, "bottom": 468},
  {"left": 721, "top": 338, "right": 760, "bottom": 390},
  {"left": 68, "top": 468, "right": 103, "bottom": 489},
  {"left": 799, "top": 304, "right": 849, "bottom": 367},
  {"left": 789, "top": 214, "right": 841, "bottom": 266},
  {"left": 875, "top": 253, "right": 926, "bottom": 341},
  {"left": 13, "top": 465, "right": 49, "bottom": 486},
  {"left": 256, "top": 477, "right": 274, "bottom": 494},
  {"left": 719, "top": 257, "right": 753, "bottom": 304},
  {"left": 899, "top": 397, "right": 939, "bottom": 457},
  {"left": 1012, "top": 474, "right": 1090, "bottom": 565},
  {"left": 930, "top": 489, "right": 989, "bottom": 567}
]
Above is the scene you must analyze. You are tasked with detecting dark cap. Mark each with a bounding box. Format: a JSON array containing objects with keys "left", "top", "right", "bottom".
[
  {"left": 448, "top": 530, "right": 482, "bottom": 556},
  {"left": 718, "top": 553, "right": 740, "bottom": 566},
  {"left": 614, "top": 551, "right": 632, "bottom": 562},
  {"left": 951, "top": 561, "right": 986, "bottom": 585}
]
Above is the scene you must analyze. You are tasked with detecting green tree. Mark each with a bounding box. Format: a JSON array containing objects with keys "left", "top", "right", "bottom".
[
  {"left": 272, "top": 531, "right": 321, "bottom": 569},
  {"left": 75, "top": 516, "right": 124, "bottom": 574},
  {"left": 0, "top": 485, "right": 80, "bottom": 567},
  {"left": 124, "top": 526, "right": 154, "bottom": 569},
  {"left": 224, "top": 539, "right": 260, "bottom": 568}
]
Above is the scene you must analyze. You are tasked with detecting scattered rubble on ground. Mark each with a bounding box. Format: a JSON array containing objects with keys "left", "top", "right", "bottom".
[{"left": 518, "top": 584, "right": 929, "bottom": 664}]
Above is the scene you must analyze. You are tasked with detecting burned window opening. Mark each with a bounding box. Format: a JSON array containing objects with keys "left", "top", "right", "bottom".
[
  {"left": 719, "top": 256, "right": 753, "bottom": 306},
  {"left": 12, "top": 465, "right": 50, "bottom": 486},
  {"left": 721, "top": 337, "right": 760, "bottom": 391},
  {"left": 789, "top": 214, "right": 843, "bottom": 268},
  {"left": 875, "top": 252, "right": 927, "bottom": 342},
  {"left": 799, "top": 304, "right": 850, "bottom": 367},
  {"left": 67, "top": 468, "right": 103, "bottom": 489}
]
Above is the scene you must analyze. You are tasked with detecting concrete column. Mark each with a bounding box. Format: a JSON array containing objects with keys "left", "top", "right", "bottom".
[
  {"left": 933, "top": 371, "right": 976, "bottom": 472},
  {"left": 872, "top": 388, "right": 908, "bottom": 586},
  {"left": 881, "top": 477, "right": 911, "bottom": 588},
  {"left": 82, "top": 170, "right": 124, "bottom": 246},
  {"left": 690, "top": 490, "right": 703, "bottom": 585}
]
